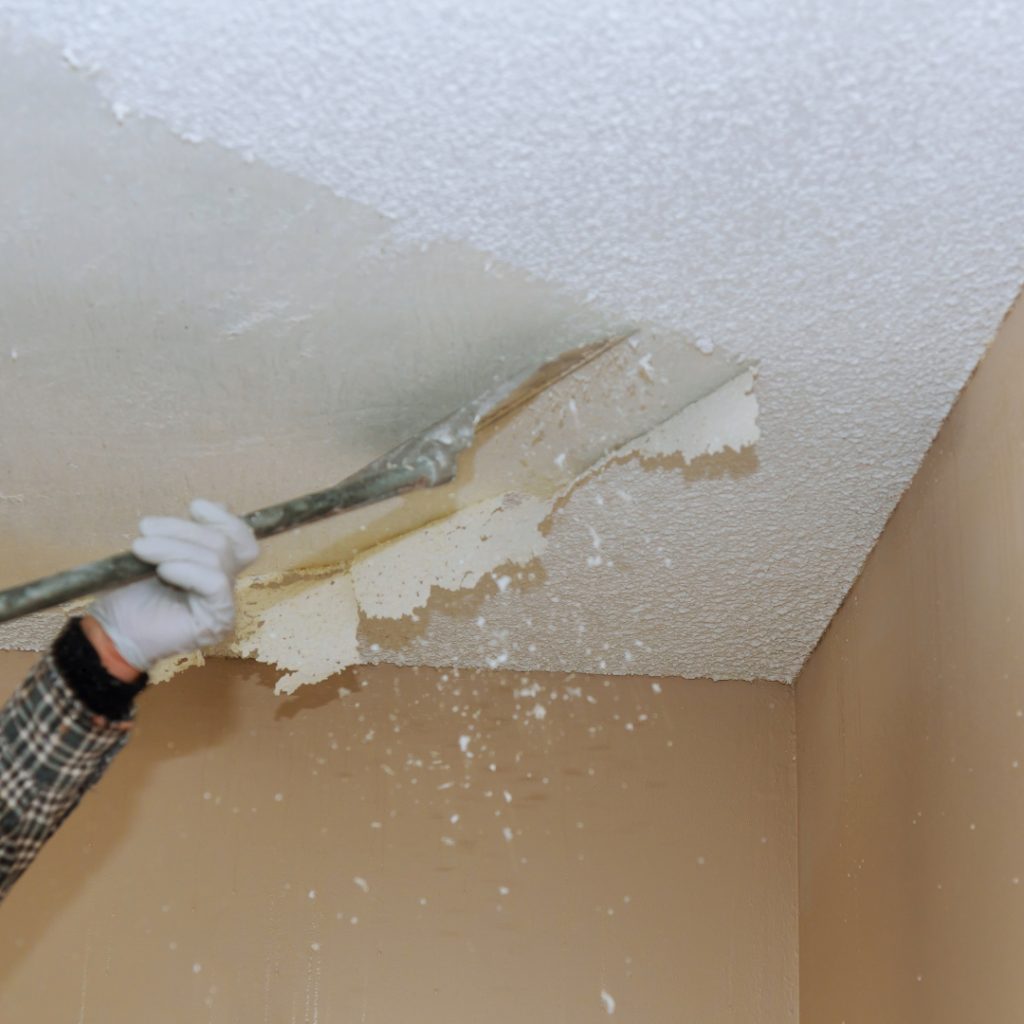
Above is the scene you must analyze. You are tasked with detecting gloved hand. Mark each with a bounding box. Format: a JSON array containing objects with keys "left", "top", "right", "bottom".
[{"left": 87, "top": 499, "right": 260, "bottom": 672}]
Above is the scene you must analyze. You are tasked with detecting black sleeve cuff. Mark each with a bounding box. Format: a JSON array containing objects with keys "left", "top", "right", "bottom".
[{"left": 52, "top": 618, "right": 148, "bottom": 722}]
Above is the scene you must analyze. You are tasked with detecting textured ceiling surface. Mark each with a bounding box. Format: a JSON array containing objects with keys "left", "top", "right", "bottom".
[{"left": 2, "top": 3, "right": 1024, "bottom": 681}]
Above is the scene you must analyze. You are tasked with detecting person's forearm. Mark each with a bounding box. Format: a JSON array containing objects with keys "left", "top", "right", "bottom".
[
  {"left": 80, "top": 615, "right": 143, "bottom": 682},
  {"left": 0, "top": 501, "right": 255, "bottom": 905},
  {"left": 0, "top": 620, "right": 144, "bottom": 903}
]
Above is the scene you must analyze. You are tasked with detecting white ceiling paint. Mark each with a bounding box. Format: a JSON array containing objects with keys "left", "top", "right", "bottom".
[{"left": 2, "top": 4, "right": 1024, "bottom": 682}]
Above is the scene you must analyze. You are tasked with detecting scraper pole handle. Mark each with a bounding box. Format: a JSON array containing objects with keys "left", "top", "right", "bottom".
[
  {"left": 0, "top": 333, "right": 632, "bottom": 626},
  {"left": 0, "top": 459, "right": 441, "bottom": 625}
]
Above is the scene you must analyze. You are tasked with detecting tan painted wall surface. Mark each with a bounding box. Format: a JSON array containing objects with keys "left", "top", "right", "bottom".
[
  {"left": 797, "top": 296, "right": 1024, "bottom": 1022},
  {"left": 0, "top": 653, "right": 796, "bottom": 1022}
]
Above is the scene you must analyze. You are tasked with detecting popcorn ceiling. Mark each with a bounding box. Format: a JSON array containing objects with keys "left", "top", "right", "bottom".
[
  {"left": 0, "top": 609, "right": 68, "bottom": 653},
  {"left": 1, "top": 8, "right": 1024, "bottom": 681}
]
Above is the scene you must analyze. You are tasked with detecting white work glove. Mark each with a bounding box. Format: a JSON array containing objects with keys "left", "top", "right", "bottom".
[{"left": 88, "top": 499, "right": 259, "bottom": 672}]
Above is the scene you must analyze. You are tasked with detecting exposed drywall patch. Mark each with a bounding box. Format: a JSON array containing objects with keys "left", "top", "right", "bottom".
[
  {"left": 361, "top": 371, "right": 770, "bottom": 679},
  {"left": 197, "top": 495, "right": 550, "bottom": 693},
  {"left": 351, "top": 492, "right": 550, "bottom": 620},
  {"left": 0, "top": 368, "right": 759, "bottom": 691},
  {"left": 450, "top": 328, "right": 743, "bottom": 503},
  {"left": 208, "top": 368, "right": 760, "bottom": 691},
  {"left": 359, "top": 367, "right": 763, "bottom": 676},
  {"left": 556, "top": 367, "right": 761, "bottom": 492}
]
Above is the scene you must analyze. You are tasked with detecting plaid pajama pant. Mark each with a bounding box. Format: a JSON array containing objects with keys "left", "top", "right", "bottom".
[{"left": 0, "top": 653, "right": 134, "bottom": 903}]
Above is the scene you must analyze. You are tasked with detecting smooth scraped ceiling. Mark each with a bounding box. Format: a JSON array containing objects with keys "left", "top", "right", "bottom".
[{"left": 1, "top": 3, "right": 1024, "bottom": 684}]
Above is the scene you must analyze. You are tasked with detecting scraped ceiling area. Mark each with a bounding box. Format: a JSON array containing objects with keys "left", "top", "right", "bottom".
[{"left": 1, "top": 2, "right": 1024, "bottom": 684}]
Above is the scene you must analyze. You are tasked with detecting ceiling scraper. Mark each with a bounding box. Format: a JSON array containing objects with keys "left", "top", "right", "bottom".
[{"left": 0, "top": 334, "right": 634, "bottom": 624}]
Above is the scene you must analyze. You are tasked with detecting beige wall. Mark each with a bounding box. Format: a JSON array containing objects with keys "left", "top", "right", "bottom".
[
  {"left": 0, "top": 654, "right": 796, "bottom": 1022},
  {"left": 8, "top": 287, "right": 1020, "bottom": 1024},
  {"left": 797, "top": 296, "right": 1024, "bottom": 1022}
]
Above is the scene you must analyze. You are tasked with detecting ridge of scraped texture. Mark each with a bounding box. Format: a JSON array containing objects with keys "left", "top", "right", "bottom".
[
  {"left": 1, "top": 9, "right": 1024, "bottom": 680},
  {"left": 232, "top": 574, "right": 361, "bottom": 695},
  {"left": 351, "top": 493, "right": 550, "bottom": 620}
]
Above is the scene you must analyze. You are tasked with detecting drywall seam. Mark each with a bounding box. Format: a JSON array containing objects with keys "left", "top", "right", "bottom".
[{"left": 632, "top": 370, "right": 759, "bottom": 461}]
